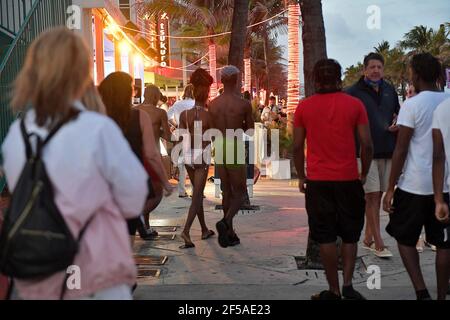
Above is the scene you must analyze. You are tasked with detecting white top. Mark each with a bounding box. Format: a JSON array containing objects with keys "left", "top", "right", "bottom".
[
  {"left": 2, "top": 102, "right": 148, "bottom": 221},
  {"left": 432, "top": 97, "right": 450, "bottom": 191},
  {"left": 397, "top": 91, "right": 450, "bottom": 195},
  {"left": 261, "top": 105, "right": 279, "bottom": 126},
  {"left": 167, "top": 98, "right": 195, "bottom": 126}
]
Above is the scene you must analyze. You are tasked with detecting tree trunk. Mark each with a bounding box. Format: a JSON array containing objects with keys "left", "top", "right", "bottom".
[
  {"left": 228, "top": 0, "right": 249, "bottom": 93},
  {"left": 262, "top": 29, "right": 270, "bottom": 103},
  {"left": 287, "top": 3, "right": 301, "bottom": 114},
  {"left": 209, "top": 42, "right": 218, "bottom": 98},
  {"left": 301, "top": 0, "right": 327, "bottom": 97},
  {"left": 243, "top": 46, "right": 252, "bottom": 93},
  {"left": 244, "top": 57, "right": 251, "bottom": 92},
  {"left": 301, "top": 0, "right": 328, "bottom": 267}
]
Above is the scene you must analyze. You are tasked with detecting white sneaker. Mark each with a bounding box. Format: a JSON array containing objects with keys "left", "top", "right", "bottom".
[
  {"left": 374, "top": 248, "right": 393, "bottom": 258},
  {"left": 416, "top": 238, "right": 424, "bottom": 253},
  {"left": 424, "top": 240, "right": 437, "bottom": 252}
]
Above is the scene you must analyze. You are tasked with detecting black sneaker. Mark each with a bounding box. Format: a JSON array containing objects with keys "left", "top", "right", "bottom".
[
  {"left": 416, "top": 289, "right": 432, "bottom": 300},
  {"left": 229, "top": 234, "right": 241, "bottom": 247},
  {"left": 311, "top": 290, "right": 341, "bottom": 300},
  {"left": 342, "top": 285, "right": 366, "bottom": 300},
  {"left": 216, "top": 220, "right": 229, "bottom": 248}
]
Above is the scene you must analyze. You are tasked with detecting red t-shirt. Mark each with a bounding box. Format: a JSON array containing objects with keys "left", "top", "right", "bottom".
[{"left": 294, "top": 92, "right": 369, "bottom": 181}]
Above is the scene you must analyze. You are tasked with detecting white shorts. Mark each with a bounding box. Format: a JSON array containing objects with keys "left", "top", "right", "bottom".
[{"left": 358, "top": 159, "right": 392, "bottom": 194}]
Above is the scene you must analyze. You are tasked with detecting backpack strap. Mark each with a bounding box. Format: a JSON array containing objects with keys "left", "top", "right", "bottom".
[
  {"left": 19, "top": 117, "right": 33, "bottom": 160},
  {"left": 20, "top": 109, "right": 81, "bottom": 159},
  {"left": 40, "top": 109, "right": 81, "bottom": 151}
]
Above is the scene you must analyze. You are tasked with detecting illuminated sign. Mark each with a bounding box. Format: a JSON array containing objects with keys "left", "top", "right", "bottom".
[{"left": 158, "top": 12, "right": 170, "bottom": 67}]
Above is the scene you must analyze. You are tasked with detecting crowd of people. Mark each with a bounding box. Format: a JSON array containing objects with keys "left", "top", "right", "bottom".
[
  {"left": 0, "top": 26, "right": 449, "bottom": 301},
  {"left": 294, "top": 52, "right": 450, "bottom": 300},
  {"left": 0, "top": 28, "right": 253, "bottom": 300}
]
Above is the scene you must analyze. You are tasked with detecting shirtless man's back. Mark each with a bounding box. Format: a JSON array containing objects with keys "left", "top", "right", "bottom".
[
  {"left": 138, "top": 84, "right": 171, "bottom": 148},
  {"left": 139, "top": 104, "right": 171, "bottom": 145}
]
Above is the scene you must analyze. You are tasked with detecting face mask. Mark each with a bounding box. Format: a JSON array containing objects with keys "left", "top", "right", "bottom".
[{"left": 364, "top": 78, "right": 383, "bottom": 88}]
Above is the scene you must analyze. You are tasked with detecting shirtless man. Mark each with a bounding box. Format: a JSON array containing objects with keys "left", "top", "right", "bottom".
[
  {"left": 139, "top": 85, "right": 171, "bottom": 146},
  {"left": 138, "top": 85, "right": 172, "bottom": 229},
  {"left": 209, "top": 66, "right": 255, "bottom": 248}
]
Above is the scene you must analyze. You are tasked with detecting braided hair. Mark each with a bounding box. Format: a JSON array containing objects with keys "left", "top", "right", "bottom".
[{"left": 313, "top": 59, "right": 343, "bottom": 94}]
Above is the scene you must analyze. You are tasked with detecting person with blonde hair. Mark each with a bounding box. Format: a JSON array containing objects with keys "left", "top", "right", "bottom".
[
  {"left": 1, "top": 27, "right": 148, "bottom": 300},
  {"left": 81, "top": 82, "right": 106, "bottom": 114}
]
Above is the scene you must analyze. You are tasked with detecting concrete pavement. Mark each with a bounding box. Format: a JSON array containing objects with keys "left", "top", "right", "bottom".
[{"left": 133, "top": 177, "right": 443, "bottom": 300}]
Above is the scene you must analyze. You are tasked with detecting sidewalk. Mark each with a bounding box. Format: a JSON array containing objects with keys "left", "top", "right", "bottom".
[{"left": 133, "top": 178, "right": 441, "bottom": 300}]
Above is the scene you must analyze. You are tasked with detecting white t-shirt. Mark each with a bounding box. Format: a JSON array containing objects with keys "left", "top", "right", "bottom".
[
  {"left": 432, "top": 97, "right": 450, "bottom": 191},
  {"left": 397, "top": 91, "right": 450, "bottom": 195},
  {"left": 167, "top": 98, "right": 195, "bottom": 126}
]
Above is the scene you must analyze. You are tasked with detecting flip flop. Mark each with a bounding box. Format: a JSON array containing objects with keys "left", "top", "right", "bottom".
[
  {"left": 362, "top": 240, "right": 375, "bottom": 251},
  {"left": 201, "top": 230, "right": 216, "bottom": 240},
  {"left": 179, "top": 243, "right": 196, "bottom": 249}
]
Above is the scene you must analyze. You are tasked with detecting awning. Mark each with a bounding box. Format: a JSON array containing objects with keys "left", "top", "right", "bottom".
[{"left": 145, "top": 72, "right": 182, "bottom": 88}]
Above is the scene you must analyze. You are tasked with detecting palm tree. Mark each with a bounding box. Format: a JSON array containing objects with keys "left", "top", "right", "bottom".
[
  {"left": 228, "top": 0, "right": 249, "bottom": 93},
  {"left": 244, "top": 0, "right": 288, "bottom": 96},
  {"left": 374, "top": 40, "right": 390, "bottom": 56},
  {"left": 343, "top": 63, "right": 363, "bottom": 88},
  {"left": 251, "top": 35, "right": 287, "bottom": 95},
  {"left": 285, "top": 0, "right": 301, "bottom": 113},
  {"left": 300, "top": 0, "right": 327, "bottom": 98},
  {"left": 142, "top": 0, "right": 234, "bottom": 96},
  {"left": 398, "top": 25, "right": 434, "bottom": 53}
]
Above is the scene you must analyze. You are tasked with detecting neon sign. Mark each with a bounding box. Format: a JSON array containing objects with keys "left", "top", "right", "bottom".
[{"left": 158, "top": 12, "right": 170, "bottom": 67}]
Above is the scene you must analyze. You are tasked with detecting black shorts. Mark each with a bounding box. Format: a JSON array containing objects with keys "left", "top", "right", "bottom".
[
  {"left": 386, "top": 188, "right": 450, "bottom": 249},
  {"left": 305, "top": 180, "right": 365, "bottom": 244}
]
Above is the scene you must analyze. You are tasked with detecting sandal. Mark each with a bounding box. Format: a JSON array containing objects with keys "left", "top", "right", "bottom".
[
  {"left": 180, "top": 233, "right": 195, "bottom": 249},
  {"left": 201, "top": 230, "right": 216, "bottom": 240},
  {"left": 362, "top": 240, "right": 375, "bottom": 251},
  {"left": 311, "top": 290, "right": 341, "bottom": 300}
]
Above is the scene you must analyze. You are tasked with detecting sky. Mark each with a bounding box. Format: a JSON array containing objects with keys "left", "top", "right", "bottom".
[{"left": 279, "top": 0, "right": 450, "bottom": 70}]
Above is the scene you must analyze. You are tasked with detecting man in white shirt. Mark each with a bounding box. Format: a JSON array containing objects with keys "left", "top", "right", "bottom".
[
  {"left": 260, "top": 96, "right": 279, "bottom": 127},
  {"left": 168, "top": 85, "right": 195, "bottom": 197},
  {"left": 383, "top": 53, "right": 450, "bottom": 300},
  {"left": 431, "top": 97, "right": 450, "bottom": 299}
]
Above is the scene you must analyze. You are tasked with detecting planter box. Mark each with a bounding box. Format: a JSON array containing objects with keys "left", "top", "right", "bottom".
[{"left": 267, "top": 159, "right": 291, "bottom": 180}]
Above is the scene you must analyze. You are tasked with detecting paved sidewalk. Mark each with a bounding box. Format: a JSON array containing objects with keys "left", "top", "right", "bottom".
[{"left": 133, "top": 178, "right": 442, "bottom": 300}]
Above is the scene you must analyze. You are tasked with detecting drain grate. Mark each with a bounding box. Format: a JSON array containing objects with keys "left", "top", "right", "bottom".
[
  {"left": 137, "top": 268, "right": 161, "bottom": 278},
  {"left": 295, "top": 256, "right": 367, "bottom": 274},
  {"left": 136, "top": 234, "right": 176, "bottom": 241},
  {"left": 152, "top": 226, "right": 178, "bottom": 233},
  {"left": 135, "top": 256, "right": 168, "bottom": 266},
  {"left": 215, "top": 205, "right": 261, "bottom": 215},
  {"left": 215, "top": 205, "right": 260, "bottom": 211}
]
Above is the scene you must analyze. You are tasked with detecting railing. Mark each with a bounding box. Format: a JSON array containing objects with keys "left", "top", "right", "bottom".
[
  {"left": 0, "top": 0, "right": 37, "bottom": 37},
  {"left": 0, "top": 0, "right": 72, "bottom": 191}
]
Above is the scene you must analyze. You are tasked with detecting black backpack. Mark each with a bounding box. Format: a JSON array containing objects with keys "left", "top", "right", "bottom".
[{"left": 0, "top": 109, "right": 91, "bottom": 287}]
